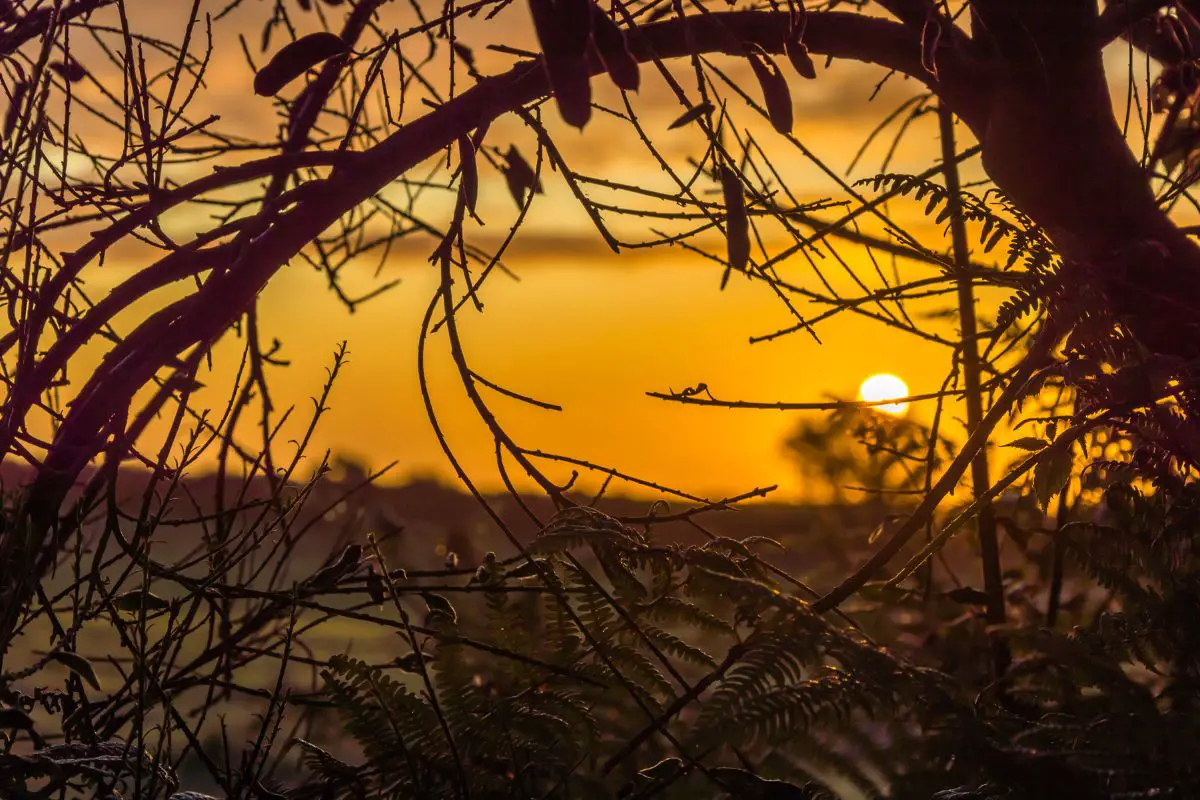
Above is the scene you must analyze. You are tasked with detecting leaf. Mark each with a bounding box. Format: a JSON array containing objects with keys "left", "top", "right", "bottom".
[
  {"left": 529, "top": 0, "right": 592, "bottom": 127},
  {"left": 921, "top": 15, "right": 942, "bottom": 78},
  {"left": 747, "top": 46, "right": 793, "bottom": 134},
  {"left": 667, "top": 102, "right": 714, "bottom": 130},
  {"left": 458, "top": 135, "right": 478, "bottom": 215},
  {"left": 4, "top": 81, "right": 27, "bottom": 139},
  {"left": 0, "top": 706, "right": 35, "bottom": 731},
  {"left": 49, "top": 59, "right": 86, "bottom": 83},
  {"left": 708, "top": 767, "right": 816, "bottom": 798},
  {"left": 421, "top": 592, "right": 457, "bottom": 625},
  {"left": 785, "top": 38, "right": 816, "bottom": 80},
  {"left": 1034, "top": 444, "right": 1075, "bottom": 509},
  {"left": 504, "top": 557, "right": 548, "bottom": 579},
  {"left": 945, "top": 586, "right": 991, "bottom": 606},
  {"left": 113, "top": 589, "right": 172, "bottom": 614},
  {"left": 858, "top": 581, "right": 914, "bottom": 604},
  {"left": 719, "top": 163, "right": 749, "bottom": 288},
  {"left": 590, "top": 3, "right": 639, "bottom": 91},
  {"left": 254, "top": 32, "right": 347, "bottom": 97},
  {"left": 452, "top": 42, "right": 475, "bottom": 68},
  {"left": 868, "top": 514, "right": 907, "bottom": 544},
  {"left": 501, "top": 144, "right": 542, "bottom": 208},
  {"left": 47, "top": 651, "right": 101, "bottom": 690},
  {"left": 395, "top": 650, "right": 436, "bottom": 673},
  {"left": 365, "top": 569, "right": 387, "bottom": 605},
  {"left": 292, "top": 738, "right": 358, "bottom": 778},
  {"left": 637, "top": 756, "right": 683, "bottom": 782},
  {"left": 308, "top": 544, "right": 362, "bottom": 590},
  {"left": 1004, "top": 437, "right": 1049, "bottom": 452},
  {"left": 984, "top": 226, "right": 1006, "bottom": 253}
]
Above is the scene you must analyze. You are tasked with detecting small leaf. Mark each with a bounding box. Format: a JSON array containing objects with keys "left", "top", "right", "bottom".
[
  {"left": 667, "top": 102, "right": 714, "bottom": 130},
  {"left": 254, "top": 32, "right": 347, "bottom": 97},
  {"left": 921, "top": 15, "right": 942, "bottom": 78},
  {"left": 4, "top": 80, "right": 28, "bottom": 139},
  {"left": 1034, "top": 444, "right": 1075, "bottom": 509},
  {"left": 984, "top": 226, "right": 1006, "bottom": 253},
  {"left": 529, "top": 0, "right": 592, "bottom": 127},
  {"left": 1004, "top": 437, "right": 1049, "bottom": 452},
  {"left": 945, "top": 586, "right": 991, "bottom": 606},
  {"left": 747, "top": 46, "right": 793, "bottom": 134},
  {"left": 0, "top": 706, "right": 35, "bottom": 731},
  {"left": 113, "top": 589, "right": 172, "bottom": 614},
  {"left": 719, "top": 164, "right": 749, "bottom": 288},
  {"left": 501, "top": 144, "right": 542, "bottom": 208},
  {"left": 544, "top": 55, "right": 591, "bottom": 128},
  {"left": 637, "top": 757, "right": 683, "bottom": 782},
  {"left": 868, "top": 514, "right": 907, "bottom": 544},
  {"left": 47, "top": 651, "right": 101, "bottom": 690},
  {"left": 365, "top": 569, "right": 387, "bottom": 605},
  {"left": 858, "top": 581, "right": 914, "bottom": 604},
  {"left": 458, "top": 135, "right": 478, "bottom": 215},
  {"left": 49, "top": 59, "right": 86, "bottom": 83},
  {"left": 308, "top": 544, "right": 362, "bottom": 590},
  {"left": 452, "top": 42, "right": 475, "bottom": 68},
  {"left": 292, "top": 738, "right": 357, "bottom": 778},
  {"left": 421, "top": 592, "right": 457, "bottom": 625},
  {"left": 708, "top": 767, "right": 814, "bottom": 798},
  {"left": 504, "top": 557, "right": 548, "bottom": 579},
  {"left": 472, "top": 551, "right": 501, "bottom": 586},
  {"left": 785, "top": 38, "right": 817, "bottom": 80},
  {"left": 590, "top": 3, "right": 639, "bottom": 91},
  {"left": 924, "top": 192, "right": 941, "bottom": 217},
  {"left": 395, "top": 650, "right": 436, "bottom": 672}
]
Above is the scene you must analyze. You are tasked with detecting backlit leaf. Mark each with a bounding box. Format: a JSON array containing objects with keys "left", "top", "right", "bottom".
[
  {"left": 254, "top": 32, "right": 347, "bottom": 97},
  {"left": 668, "top": 102, "right": 714, "bottom": 130},
  {"left": 47, "top": 651, "right": 101, "bottom": 690},
  {"left": 747, "top": 46, "right": 793, "bottom": 134}
]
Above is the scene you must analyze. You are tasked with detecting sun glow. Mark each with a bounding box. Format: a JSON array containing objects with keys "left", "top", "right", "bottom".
[{"left": 859, "top": 373, "right": 910, "bottom": 416}]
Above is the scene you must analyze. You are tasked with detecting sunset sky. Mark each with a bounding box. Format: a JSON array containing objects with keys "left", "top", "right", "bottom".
[{"left": 18, "top": 2, "right": 1165, "bottom": 503}]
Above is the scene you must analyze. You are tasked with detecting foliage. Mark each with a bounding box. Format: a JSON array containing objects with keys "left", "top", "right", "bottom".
[{"left": 4, "top": 1, "right": 1200, "bottom": 799}]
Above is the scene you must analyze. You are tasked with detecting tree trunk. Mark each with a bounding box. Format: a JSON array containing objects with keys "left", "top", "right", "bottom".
[{"left": 974, "top": 0, "right": 1200, "bottom": 357}]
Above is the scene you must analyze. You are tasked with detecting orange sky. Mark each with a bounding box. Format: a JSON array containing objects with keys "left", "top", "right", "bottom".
[{"left": 8, "top": 3, "right": 1169, "bottom": 502}]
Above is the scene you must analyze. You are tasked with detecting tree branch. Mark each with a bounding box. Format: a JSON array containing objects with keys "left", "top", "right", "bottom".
[
  {"left": 811, "top": 326, "right": 1056, "bottom": 614},
  {"left": 874, "top": 0, "right": 939, "bottom": 29},
  {"left": 1098, "top": 0, "right": 1178, "bottom": 47},
  {"left": 12, "top": 9, "right": 972, "bottom": 524},
  {"left": 0, "top": 0, "right": 117, "bottom": 57}
]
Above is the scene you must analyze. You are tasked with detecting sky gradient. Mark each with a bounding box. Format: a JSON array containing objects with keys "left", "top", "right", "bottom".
[{"left": 18, "top": 2, "right": 1166, "bottom": 502}]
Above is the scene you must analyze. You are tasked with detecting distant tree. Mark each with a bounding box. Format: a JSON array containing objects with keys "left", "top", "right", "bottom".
[{"left": 782, "top": 407, "right": 955, "bottom": 505}]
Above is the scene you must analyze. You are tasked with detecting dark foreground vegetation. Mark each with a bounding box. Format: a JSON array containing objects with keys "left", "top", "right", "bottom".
[{"left": 5, "top": 0, "right": 1200, "bottom": 797}]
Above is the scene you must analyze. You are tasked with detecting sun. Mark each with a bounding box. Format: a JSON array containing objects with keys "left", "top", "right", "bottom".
[{"left": 859, "top": 373, "right": 910, "bottom": 416}]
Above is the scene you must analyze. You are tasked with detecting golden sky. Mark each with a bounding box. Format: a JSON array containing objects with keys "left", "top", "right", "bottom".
[{"left": 12, "top": 2, "right": 1163, "bottom": 502}]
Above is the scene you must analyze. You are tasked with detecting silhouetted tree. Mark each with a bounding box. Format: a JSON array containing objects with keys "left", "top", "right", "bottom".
[{"left": 4, "top": 2, "right": 1200, "bottom": 797}]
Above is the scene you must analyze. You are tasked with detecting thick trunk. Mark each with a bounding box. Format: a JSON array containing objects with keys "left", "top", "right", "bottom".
[{"left": 974, "top": 0, "right": 1200, "bottom": 357}]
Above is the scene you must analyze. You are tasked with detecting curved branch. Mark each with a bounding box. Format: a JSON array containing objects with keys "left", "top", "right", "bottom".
[
  {"left": 12, "top": 9, "right": 971, "bottom": 521},
  {"left": 0, "top": 0, "right": 117, "bottom": 57},
  {"left": 1099, "top": 0, "right": 1180, "bottom": 49}
]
